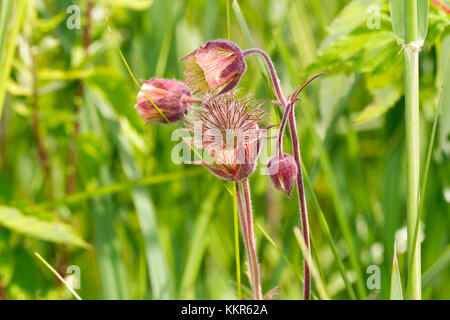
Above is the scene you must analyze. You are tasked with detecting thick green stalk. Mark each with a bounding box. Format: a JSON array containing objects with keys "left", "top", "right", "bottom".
[{"left": 404, "top": 0, "right": 421, "bottom": 300}]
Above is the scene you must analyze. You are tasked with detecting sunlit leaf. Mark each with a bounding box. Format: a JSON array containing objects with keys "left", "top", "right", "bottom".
[
  {"left": 390, "top": 243, "right": 403, "bottom": 300},
  {"left": 0, "top": 206, "right": 90, "bottom": 248}
]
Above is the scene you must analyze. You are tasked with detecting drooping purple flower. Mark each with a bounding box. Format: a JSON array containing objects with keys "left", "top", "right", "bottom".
[
  {"left": 180, "top": 40, "right": 247, "bottom": 94},
  {"left": 266, "top": 153, "right": 298, "bottom": 198},
  {"left": 185, "top": 92, "right": 268, "bottom": 182},
  {"left": 135, "top": 78, "right": 194, "bottom": 124}
]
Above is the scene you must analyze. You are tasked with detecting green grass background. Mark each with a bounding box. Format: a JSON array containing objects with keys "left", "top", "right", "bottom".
[{"left": 0, "top": 0, "right": 448, "bottom": 300}]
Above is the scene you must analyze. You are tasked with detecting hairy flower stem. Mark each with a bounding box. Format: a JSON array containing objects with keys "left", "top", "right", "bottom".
[
  {"left": 244, "top": 48, "right": 311, "bottom": 300},
  {"left": 236, "top": 181, "right": 262, "bottom": 300}
]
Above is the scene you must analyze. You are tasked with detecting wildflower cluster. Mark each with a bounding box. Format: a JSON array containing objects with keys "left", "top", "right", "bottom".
[{"left": 135, "top": 39, "right": 324, "bottom": 300}]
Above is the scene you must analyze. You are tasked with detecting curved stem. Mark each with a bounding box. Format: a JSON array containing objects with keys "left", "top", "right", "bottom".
[
  {"left": 244, "top": 48, "right": 311, "bottom": 300},
  {"left": 288, "top": 108, "right": 311, "bottom": 300},
  {"left": 277, "top": 102, "right": 293, "bottom": 158},
  {"left": 243, "top": 48, "right": 287, "bottom": 106},
  {"left": 241, "top": 179, "right": 262, "bottom": 300}
]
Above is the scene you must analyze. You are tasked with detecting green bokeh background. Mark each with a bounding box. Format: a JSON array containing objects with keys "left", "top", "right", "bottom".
[{"left": 0, "top": 0, "right": 448, "bottom": 300}]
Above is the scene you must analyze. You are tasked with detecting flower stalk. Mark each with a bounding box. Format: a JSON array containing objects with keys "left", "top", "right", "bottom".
[{"left": 243, "top": 48, "right": 313, "bottom": 300}]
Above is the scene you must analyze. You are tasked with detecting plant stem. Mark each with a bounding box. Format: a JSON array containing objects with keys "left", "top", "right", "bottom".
[
  {"left": 243, "top": 48, "right": 287, "bottom": 105},
  {"left": 241, "top": 179, "right": 262, "bottom": 300},
  {"left": 404, "top": 0, "right": 421, "bottom": 300},
  {"left": 236, "top": 181, "right": 262, "bottom": 300},
  {"left": 288, "top": 108, "right": 311, "bottom": 300},
  {"left": 243, "top": 48, "right": 311, "bottom": 300}
]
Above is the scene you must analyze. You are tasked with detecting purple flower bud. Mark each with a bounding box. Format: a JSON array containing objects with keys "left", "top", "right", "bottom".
[
  {"left": 267, "top": 153, "right": 298, "bottom": 198},
  {"left": 135, "top": 78, "right": 193, "bottom": 124},
  {"left": 180, "top": 40, "right": 247, "bottom": 94}
]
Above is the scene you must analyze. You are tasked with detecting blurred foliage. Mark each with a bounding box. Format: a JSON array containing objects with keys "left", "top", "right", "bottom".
[{"left": 0, "top": 0, "right": 448, "bottom": 300}]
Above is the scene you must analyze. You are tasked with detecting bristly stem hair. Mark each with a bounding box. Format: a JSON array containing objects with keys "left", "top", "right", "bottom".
[
  {"left": 236, "top": 180, "right": 262, "bottom": 300},
  {"left": 243, "top": 48, "right": 324, "bottom": 300}
]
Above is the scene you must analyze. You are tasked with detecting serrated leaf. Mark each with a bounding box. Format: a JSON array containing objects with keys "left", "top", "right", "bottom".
[
  {"left": 390, "top": 243, "right": 403, "bottom": 300},
  {"left": 354, "top": 85, "right": 402, "bottom": 123},
  {"left": 0, "top": 206, "right": 90, "bottom": 248},
  {"left": 322, "top": 0, "right": 385, "bottom": 49},
  {"left": 308, "top": 31, "right": 397, "bottom": 74}
]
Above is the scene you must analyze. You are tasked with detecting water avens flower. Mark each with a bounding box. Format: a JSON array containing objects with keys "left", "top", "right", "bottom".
[
  {"left": 185, "top": 92, "right": 267, "bottom": 181},
  {"left": 180, "top": 40, "right": 247, "bottom": 94},
  {"left": 135, "top": 78, "right": 195, "bottom": 124},
  {"left": 267, "top": 153, "right": 298, "bottom": 198}
]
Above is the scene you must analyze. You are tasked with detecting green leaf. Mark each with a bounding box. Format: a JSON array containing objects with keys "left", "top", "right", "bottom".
[
  {"left": 179, "top": 186, "right": 220, "bottom": 298},
  {"left": 0, "top": 0, "right": 26, "bottom": 118},
  {"left": 390, "top": 243, "right": 403, "bottom": 300},
  {"left": 0, "top": 206, "right": 90, "bottom": 248},
  {"left": 438, "top": 51, "right": 450, "bottom": 156},
  {"left": 308, "top": 31, "right": 397, "bottom": 74},
  {"left": 422, "top": 245, "right": 450, "bottom": 288},
  {"left": 89, "top": 85, "right": 173, "bottom": 299},
  {"left": 322, "top": 0, "right": 385, "bottom": 49},
  {"left": 389, "top": 0, "right": 429, "bottom": 43},
  {"left": 354, "top": 85, "right": 402, "bottom": 123}
]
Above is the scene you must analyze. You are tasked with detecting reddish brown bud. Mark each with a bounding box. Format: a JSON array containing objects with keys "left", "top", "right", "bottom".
[
  {"left": 180, "top": 40, "right": 247, "bottom": 94},
  {"left": 135, "top": 78, "right": 192, "bottom": 124},
  {"left": 267, "top": 153, "right": 298, "bottom": 198}
]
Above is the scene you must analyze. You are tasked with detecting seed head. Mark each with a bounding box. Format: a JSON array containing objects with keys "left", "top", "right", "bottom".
[
  {"left": 185, "top": 92, "right": 268, "bottom": 181},
  {"left": 135, "top": 78, "right": 193, "bottom": 124},
  {"left": 180, "top": 40, "right": 247, "bottom": 94}
]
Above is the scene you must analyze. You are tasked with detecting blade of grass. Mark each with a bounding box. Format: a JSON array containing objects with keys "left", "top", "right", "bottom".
[
  {"left": 390, "top": 243, "right": 403, "bottom": 300},
  {"left": 20, "top": 168, "right": 203, "bottom": 210},
  {"left": 301, "top": 162, "right": 357, "bottom": 300},
  {"left": 179, "top": 186, "right": 220, "bottom": 298},
  {"left": 300, "top": 101, "right": 367, "bottom": 298},
  {"left": 232, "top": 0, "right": 268, "bottom": 80},
  {"left": 0, "top": 0, "right": 13, "bottom": 60},
  {"left": 34, "top": 252, "right": 82, "bottom": 300},
  {"left": 0, "top": 0, "right": 26, "bottom": 117},
  {"left": 256, "top": 223, "right": 319, "bottom": 300},
  {"left": 92, "top": 86, "right": 173, "bottom": 299},
  {"left": 82, "top": 92, "right": 130, "bottom": 299},
  {"left": 269, "top": 16, "right": 365, "bottom": 297},
  {"left": 422, "top": 245, "right": 450, "bottom": 289},
  {"left": 232, "top": 182, "right": 242, "bottom": 300},
  {"left": 294, "top": 226, "right": 330, "bottom": 300},
  {"left": 91, "top": 170, "right": 130, "bottom": 299}
]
